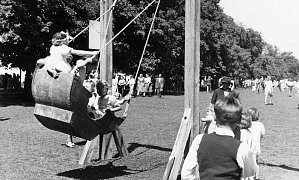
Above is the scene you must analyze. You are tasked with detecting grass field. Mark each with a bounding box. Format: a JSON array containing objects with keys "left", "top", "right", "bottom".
[{"left": 0, "top": 88, "right": 298, "bottom": 180}]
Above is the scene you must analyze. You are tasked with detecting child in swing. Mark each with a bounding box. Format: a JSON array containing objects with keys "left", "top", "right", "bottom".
[
  {"left": 181, "top": 96, "right": 257, "bottom": 180},
  {"left": 91, "top": 80, "right": 131, "bottom": 119},
  {"left": 65, "top": 79, "right": 98, "bottom": 148},
  {"left": 36, "top": 31, "right": 99, "bottom": 82}
]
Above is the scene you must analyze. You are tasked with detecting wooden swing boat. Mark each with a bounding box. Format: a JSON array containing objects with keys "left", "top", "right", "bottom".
[{"left": 31, "top": 68, "right": 125, "bottom": 141}]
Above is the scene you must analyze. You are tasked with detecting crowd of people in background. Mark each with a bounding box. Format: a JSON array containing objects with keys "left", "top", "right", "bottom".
[
  {"left": 110, "top": 72, "right": 165, "bottom": 98},
  {"left": 0, "top": 73, "right": 21, "bottom": 93}
]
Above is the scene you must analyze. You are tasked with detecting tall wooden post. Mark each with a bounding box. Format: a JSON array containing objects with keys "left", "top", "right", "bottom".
[
  {"left": 100, "top": 0, "right": 113, "bottom": 83},
  {"left": 98, "top": 0, "right": 114, "bottom": 161},
  {"left": 162, "top": 0, "right": 200, "bottom": 179},
  {"left": 185, "top": 0, "right": 201, "bottom": 143}
]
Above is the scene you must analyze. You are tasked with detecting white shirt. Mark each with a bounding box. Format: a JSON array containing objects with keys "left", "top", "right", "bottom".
[
  {"left": 240, "top": 129, "right": 255, "bottom": 151},
  {"left": 249, "top": 121, "right": 265, "bottom": 156},
  {"left": 47, "top": 44, "right": 73, "bottom": 72},
  {"left": 144, "top": 77, "right": 151, "bottom": 84},
  {"left": 264, "top": 80, "right": 274, "bottom": 92},
  {"left": 181, "top": 126, "right": 257, "bottom": 180}
]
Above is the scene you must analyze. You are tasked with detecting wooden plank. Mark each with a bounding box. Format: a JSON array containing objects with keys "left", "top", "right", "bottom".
[
  {"left": 78, "top": 136, "right": 99, "bottom": 165},
  {"left": 162, "top": 156, "right": 175, "bottom": 180},
  {"left": 162, "top": 108, "right": 192, "bottom": 180}
]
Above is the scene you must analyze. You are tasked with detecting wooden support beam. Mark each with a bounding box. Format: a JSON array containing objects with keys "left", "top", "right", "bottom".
[
  {"left": 162, "top": 108, "right": 192, "bottom": 180},
  {"left": 79, "top": 127, "right": 128, "bottom": 165},
  {"left": 163, "top": 0, "right": 200, "bottom": 179}
]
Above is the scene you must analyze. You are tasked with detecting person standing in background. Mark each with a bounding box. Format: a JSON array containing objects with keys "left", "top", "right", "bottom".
[
  {"left": 137, "top": 74, "right": 145, "bottom": 96},
  {"left": 144, "top": 73, "right": 152, "bottom": 97},
  {"left": 264, "top": 76, "right": 274, "bottom": 105},
  {"left": 155, "top": 74, "right": 164, "bottom": 98}
]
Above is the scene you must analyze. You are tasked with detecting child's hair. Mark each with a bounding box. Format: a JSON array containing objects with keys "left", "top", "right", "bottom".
[
  {"left": 239, "top": 113, "right": 252, "bottom": 129},
  {"left": 247, "top": 107, "right": 259, "bottom": 121},
  {"left": 51, "top": 32, "right": 67, "bottom": 46},
  {"left": 96, "top": 80, "right": 109, "bottom": 96},
  {"left": 214, "top": 96, "right": 242, "bottom": 127}
]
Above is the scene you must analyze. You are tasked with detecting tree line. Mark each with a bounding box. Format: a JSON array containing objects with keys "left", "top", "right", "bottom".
[{"left": 1, "top": 0, "right": 299, "bottom": 94}]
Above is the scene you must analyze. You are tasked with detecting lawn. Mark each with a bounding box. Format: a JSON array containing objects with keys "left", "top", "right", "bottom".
[{"left": 0, "top": 88, "right": 298, "bottom": 180}]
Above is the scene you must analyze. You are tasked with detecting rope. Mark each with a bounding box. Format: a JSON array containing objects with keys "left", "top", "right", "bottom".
[
  {"left": 95, "top": 0, "right": 158, "bottom": 73},
  {"left": 122, "top": 0, "right": 160, "bottom": 118},
  {"left": 133, "top": 0, "right": 160, "bottom": 82},
  {"left": 68, "top": 0, "right": 118, "bottom": 43}
]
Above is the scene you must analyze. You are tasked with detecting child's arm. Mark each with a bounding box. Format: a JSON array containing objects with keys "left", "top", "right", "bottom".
[
  {"left": 109, "top": 105, "right": 122, "bottom": 113},
  {"left": 70, "top": 49, "right": 98, "bottom": 57},
  {"left": 181, "top": 135, "right": 202, "bottom": 180},
  {"left": 116, "top": 94, "right": 131, "bottom": 106},
  {"left": 71, "top": 52, "right": 100, "bottom": 74}
]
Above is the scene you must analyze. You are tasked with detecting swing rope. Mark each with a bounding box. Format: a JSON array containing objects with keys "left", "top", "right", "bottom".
[
  {"left": 68, "top": 0, "right": 118, "bottom": 43},
  {"left": 122, "top": 0, "right": 160, "bottom": 118},
  {"left": 133, "top": 0, "right": 160, "bottom": 82},
  {"left": 95, "top": 0, "right": 158, "bottom": 72}
]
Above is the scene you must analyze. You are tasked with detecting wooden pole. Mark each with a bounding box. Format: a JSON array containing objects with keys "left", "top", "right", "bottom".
[
  {"left": 185, "top": 0, "right": 201, "bottom": 142},
  {"left": 100, "top": 0, "right": 113, "bottom": 83},
  {"left": 99, "top": 0, "right": 114, "bottom": 161},
  {"left": 162, "top": 0, "right": 200, "bottom": 179}
]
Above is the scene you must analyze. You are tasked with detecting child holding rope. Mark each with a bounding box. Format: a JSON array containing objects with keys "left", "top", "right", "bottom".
[
  {"left": 91, "top": 80, "right": 131, "bottom": 119},
  {"left": 36, "top": 31, "right": 98, "bottom": 81},
  {"left": 181, "top": 96, "right": 257, "bottom": 180},
  {"left": 247, "top": 107, "right": 265, "bottom": 180}
]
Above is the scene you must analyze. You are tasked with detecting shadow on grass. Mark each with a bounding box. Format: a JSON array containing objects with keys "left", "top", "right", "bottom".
[
  {"left": 127, "top": 142, "right": 172, "bottom": 153},
  {"left": 0, "top": 117, "right": 11, "bottom": 121},
  {"left": 260, "top": 162, "right": 299, "bottom": 172},
  {"left": 57, "top": 164, "right": 139, "bottom": 180}
]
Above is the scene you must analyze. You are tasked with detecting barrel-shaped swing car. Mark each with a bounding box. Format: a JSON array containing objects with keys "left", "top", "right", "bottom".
[{"left": 32, "top": 68, "right": 124, "bottom": 141}]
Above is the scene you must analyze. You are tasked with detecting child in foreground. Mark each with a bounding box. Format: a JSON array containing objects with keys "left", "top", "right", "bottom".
[
  {"left": 181, "top": 96, "right": 257, "bottom": 180},
  {"left": 247, "top": 107, "right": 265, "bottom": 180},
  {"left": 240, "top": 113, "right": 255, "bottom": 180}
]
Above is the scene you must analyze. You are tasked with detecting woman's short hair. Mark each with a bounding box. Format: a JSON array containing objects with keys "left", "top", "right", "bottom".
[
  {"left": 239, "top": 113, "right": 252, "bottom": 129},
  {"left": 247, "top": 107, "right": 259, "bottom": 121},
  {"left": 214, "top": 96, "right": 242, "bottom": 127}
]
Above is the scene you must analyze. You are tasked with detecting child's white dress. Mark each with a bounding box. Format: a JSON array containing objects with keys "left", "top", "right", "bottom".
[
  {"left": 249, "top": 121, "right": 265, "bottom": 156},
  {"left": 46, "top": 44, "right": 73, "bottom": 73}
]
